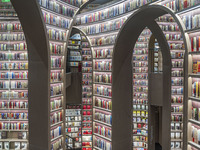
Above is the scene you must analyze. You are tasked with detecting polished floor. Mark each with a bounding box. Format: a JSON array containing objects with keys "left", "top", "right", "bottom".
[{"left": 155, "top": 143, "right": 162, "bottom": 150}]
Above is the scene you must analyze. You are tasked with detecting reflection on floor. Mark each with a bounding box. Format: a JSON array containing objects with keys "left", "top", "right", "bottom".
[{"left": 155, "top": 143, "right": 162, "bottom": 150}]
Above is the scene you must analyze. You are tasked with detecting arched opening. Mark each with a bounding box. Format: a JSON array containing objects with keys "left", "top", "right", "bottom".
[{"left": 112, "top": 5, "right": 189, "bottom": 150}]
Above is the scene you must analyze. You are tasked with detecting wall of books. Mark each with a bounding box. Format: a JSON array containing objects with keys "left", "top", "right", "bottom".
[
  {"left": 0, "top": 1, "right": 28, "bottom": 150},
  {"left": 74, "top": 0, "right": 200, "bottom": 150}
]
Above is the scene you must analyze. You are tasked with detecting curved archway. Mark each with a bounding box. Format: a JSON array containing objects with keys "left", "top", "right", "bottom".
[{"left": 112, "top": 5, "right": 190, "bottom": 150}]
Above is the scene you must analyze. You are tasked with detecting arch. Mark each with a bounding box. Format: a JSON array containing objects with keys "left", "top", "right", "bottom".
[
  {"left": 112, "top": 4, "right": 190, "bottom": 150},
  {"left": 11, "top": 0, "right": 50, "bottom": 150}
]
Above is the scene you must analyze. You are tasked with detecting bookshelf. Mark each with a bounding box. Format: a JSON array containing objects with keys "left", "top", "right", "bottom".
[
  {"left": 132, "top": 29, "right": 151, "bottom": 149},
  {"left": 184, "top": 4, "right": 200, "bottom": 150},
  {"left": 37, "top": 0, "right": 80, "bottom": 149},
  {"left": 66, "top": 104, "right": 82, "bottom": 149},
  {"left": 0, "top": 2, "right": 28, "bottom": 150},
  {"left": 81, "top": 32, "right": 93, "bottom": 150},
  {"left": 7, "top": 0, "right": 200, "bottom": 150}
]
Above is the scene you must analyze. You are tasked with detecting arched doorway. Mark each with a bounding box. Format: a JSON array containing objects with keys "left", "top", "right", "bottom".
[{"left": 112, "top": 5, "right": 189, "bottom": 150}]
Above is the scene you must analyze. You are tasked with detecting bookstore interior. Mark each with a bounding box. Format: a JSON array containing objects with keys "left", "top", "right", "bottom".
[{"left": 1, "top": 0, "right": 200, "bottom": 150}]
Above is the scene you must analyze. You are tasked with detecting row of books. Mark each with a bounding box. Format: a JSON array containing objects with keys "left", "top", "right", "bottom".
[
  {"left": 0, "top": 34, "right": 25, "bottom": 41},
  {"left": 0, "top": 142, "right": 27, "bottom": 150},
  {"left": 133, "top": 105, "right": 147, "bottom": 111},
  {"left": 94, "top": 61, "right": 112, "bottom": 71},
  {"left": 82, "top": 55, "right": 91, "bottom": 61},
  {"left": 42, "top": 11, "right": 71, "bottom": 29},
  {"left": 133, "top": 93, "right": 148, "bottom": 99},
  {"left": 50, "top": 71, "right": 62, "bottom": 82},
  {"left": 82, "top": 50, "right": 91, "bottom": 55},
  {"left": 94, "top": 137, "right": 112, "bottom": 150},
  {"left": 81, "top": 17, "right": 127, "bottom": 35},
  {"left": 0, "top": 91, "right": 28, "bottom": 99},
  {"left": 172, "top": 78, "right": 183, "bottom": 86},
  {"left": 47, "top": 29, "right": 67, "bottom": 41},
  {"left": 133, "top": 99, "right": 148, "bottom": 105},
  {"left": 50, "top": 98, "right": 62, "bottom": 111},
  {"left": 0, "top": 12, "right": 17, "bottom": 17},
  {"left": 82, "top": 74, "right": 92, "bottom": 80},
  {"left": 171, "top": 87, "right": 183, "bottom": 94},
  {"left": 192, "top": 81, "right": 200, "bottom": 97},
  {"left": 182, "top": 12, "right": 200, "bottom": 30},
  {"left": 0, "top": 101, "right": 28, "bottom": 109},
  {"left": 51, "top": 139, "right": 62, "bottom": 150},
  {"left": 95, "top": 97, "right": 112, "bottom": 111},
  {"left": 0, "top": 72, "right": 28, "bottom": 80},
  {"left": 50, "top": 111, "right": 62, "bottom": 124},
  {"left": 51, "top": 57, "right": 63, "bottom": 68},
  {"left": 133, "top": 61, "right": 148, "bottom": 67},
  {"left": 171, "top": 141, "right": 182, "bottom": 149},
  {"left": 165, "top": 33, "right": 182, "bottom": 40},
  {"left": 50, "top": 43, "right": 64, "bottom": 55},
  {"left": 133, "top": 111, "right": 148, "bottom": 117},
  {"left": 165, "top": 0, "right": 200, "bottom": 11},
  {"left": 0, "top": 112, "right": 28, "bottom": 120},
  {"left": 171, "top": 51, "right": 184, "bottom": 59},
  {"left": 94, "top": 111, "right": 112, "bottom": 125},
  {"left": 94, "top": 85, "right": 112, "bottom": 97},
  {"left": 0, "top": 43, "right": 27, "bottom": 51},
  {"left": 172, "top": 69, "right": 184, "bottom": 77},
  {"left": 133, "top": 67, "right": 148, "bottom": 73},
  {"left": 91, "top": 35, "right": 117, "bottom": 46},
  {"left": 94, "top": 73, "right": 112, "bottom": 84},
  {"left": 0, "top": 122, "right": 27, "bottom": 130},
  {"left": 171, "top": 106, "right": 183, "bottom": 112},
  {"left": 82, "top": 86, "right": 92, "bottom": 92},
  {"left": 82, "top": 68, "right": 92, "bottom": 73},
  {"left": 94, "top": 124, "right": 112, "bottom": 139},
  {"left": 158, "top": 23, "right": 180, "bottom": 32},
  {"left": 134, "top": 86, "right": 148, "bottom": 92},
  {"left": 0, "top": 23, "right": 22, "bottom": 31},
  {"left": 51, "top": 126, "right": 62, "bottom": 139},
  {"left": 190, "top": 36, "right": 200, "bottom": 52},
  {"left": 61, "top": 0, "right": 87, "bottom": 7},
  {"left": 133, "top": 80, "right": 148, "bottom": 86},
  {"left": 171, "top": 115, "right": 183, "bottom": 121},
  {"left": 38, "top": 0, "right": 76, "bottom": 18},
  {"left": 50, "top": 84, "right": 62, "bottom": 96},
  {"left": 0, "top": 62, "right": 28, "bottom": 70},
  {"left": 76, "top": 0, "right": 156, "bottom": 25},
  {"left": 0, "top": 52, "right": 28, "bottom": 60},
  {"left": 172, "top": 60, "right": 184, "bottom": 68},
  {"left": 82, "top": 62, "right": 92, "bottom": 67},
  {"left": 172, "top": 96, "right": 183, "bottom": 104}
]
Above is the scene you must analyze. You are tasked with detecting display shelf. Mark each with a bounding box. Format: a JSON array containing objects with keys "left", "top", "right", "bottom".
[
  {"left": 76, "top": 0, "right": 160, "bottom": 26},
  {"left": 93, "top": 95, "right": 111, "bottom": 99},
  {"left": 93, "top": 133, "right": 111, "bottom": 142},
  {"left": 51, "top": 121, "right": 63, "bottom": 128},
  {"left": 40, "top": 6, "right": 73, "bottom": 20},
  {"left": 186, "top": 27, "right": 200, "bottom": 34},
  {"left": 176, "top": 3, "right": 200, "bottom": 15},
  {"left": 92, "top": 44, "right": 114, "bottom": 48},
  {"left": 93, "top": 106, "right": 111, "bottom": 113},
  {"left": 93, "top": 120, "right": 112, "bottom": 128},
  {"left": 0, "top": 2, "right": 30, "bottom": 149},
  {"left": 171, "top": 139, "right": 183, "bottom": 142},
  {"left": 51, "top": 135, "right": 63, "bottom": 142},
  {"left": 0, "top": 139, "right": 27, "bottom": 142}
]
